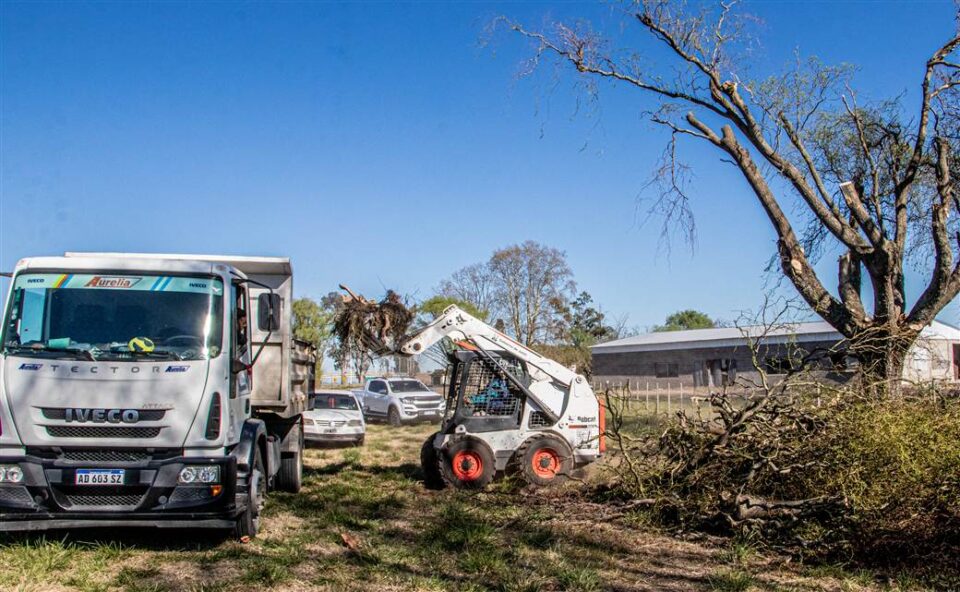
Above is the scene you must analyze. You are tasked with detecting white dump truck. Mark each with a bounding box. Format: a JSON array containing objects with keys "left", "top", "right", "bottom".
[{"left": 0, "top": 253, "right": 314, "bottom": 538}]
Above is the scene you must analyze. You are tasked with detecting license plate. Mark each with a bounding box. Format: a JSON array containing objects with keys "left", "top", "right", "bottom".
[
  {"left": 323, "top": 428, "right": 338, "bottom": 433},
  {"left": 75, "top": 469, "right": 124, "bottom": 485}
]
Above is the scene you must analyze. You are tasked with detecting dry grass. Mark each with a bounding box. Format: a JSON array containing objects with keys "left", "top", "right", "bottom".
[{"left": 0, "top": 424, "right": 940, "bottom": 591}]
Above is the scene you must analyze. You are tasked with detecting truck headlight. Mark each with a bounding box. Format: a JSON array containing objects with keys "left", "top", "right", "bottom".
[
  {"left": 0, "top": 465, "right": 23, "bottom": 483},
  {"left": 179, "top": 466, "right": 220, "bottom": 484},
  {"left": 347, "top": 419, "right": 363, "bottom": 427}
]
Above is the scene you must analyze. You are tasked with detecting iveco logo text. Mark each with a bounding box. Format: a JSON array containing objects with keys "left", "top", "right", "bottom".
[
  {"left": 85, "top": 276, "right": 142, "bottom": 289},
  {"left": 18, "top": 363, "right": 43, "bottom": 371},
  {"left": 65, "top": 408, "right": 140, "bottom": 423}
]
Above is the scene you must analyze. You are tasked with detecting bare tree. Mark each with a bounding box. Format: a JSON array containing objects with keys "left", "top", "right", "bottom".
[
  {"left": 507, "top": 2, "right": 960, "bottom": 391},
  {"left": 437, "top": 262, "right": 496, "bottom": 315},
  {"left": 489, "top": 240, "right": 576, "bottom": 345}
]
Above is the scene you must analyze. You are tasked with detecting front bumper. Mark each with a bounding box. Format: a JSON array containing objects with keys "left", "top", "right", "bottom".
[
  {"left": 398, "top": 407, "right": 444, "bottom": 422},
  {"left": 304, "top": 426, "right": 364, "bottom": 442},
  {"left": 0, "top": 451, "right": 241, "bottom": 530}
]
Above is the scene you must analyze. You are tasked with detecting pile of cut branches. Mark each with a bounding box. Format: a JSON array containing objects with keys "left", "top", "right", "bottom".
[{"left": 333, "top": 285, "right": 414, "bottom": 355}]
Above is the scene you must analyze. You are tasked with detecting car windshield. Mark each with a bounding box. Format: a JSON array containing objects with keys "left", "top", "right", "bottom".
[
  {"left": 389, "top": 379, "right": 429, "bottom": 393},
  {"left": 2, "top": 272, "right": 223, "bottom": 361},
  {"left": 311, "top": 394, "right": 358, "bottom": 410}
]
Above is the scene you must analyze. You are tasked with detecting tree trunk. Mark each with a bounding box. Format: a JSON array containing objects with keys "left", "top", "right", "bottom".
[{"left": 849, "top": 325, "right": 914, "bottom": 396}]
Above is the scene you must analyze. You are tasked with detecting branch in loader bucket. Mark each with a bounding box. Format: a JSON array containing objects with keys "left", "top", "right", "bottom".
[{"left": 334, "top": 285, "right": 415, "bottom": 356}]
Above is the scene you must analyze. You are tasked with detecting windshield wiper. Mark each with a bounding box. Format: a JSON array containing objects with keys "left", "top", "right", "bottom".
[
  {"left": 3, "top": 343, "right": 97, "bottom": 361},
  {"left": 112, "top": 348, "right": 183, "bottom": 361}
]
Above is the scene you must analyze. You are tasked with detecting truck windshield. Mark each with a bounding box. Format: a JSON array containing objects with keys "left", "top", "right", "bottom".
[
  {"left": 2, "top": 273, "right": 224, "bottom": 361},
  {"left": 389, "top": 380, "right": 429, "bottom": 393}
]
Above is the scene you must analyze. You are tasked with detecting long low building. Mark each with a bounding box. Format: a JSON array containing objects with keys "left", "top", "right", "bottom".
[{"left": 590, "top": 320, "right": 960, "bottom": 387}]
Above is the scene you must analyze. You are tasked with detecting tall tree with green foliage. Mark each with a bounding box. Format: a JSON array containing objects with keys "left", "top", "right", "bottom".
[
  {"left": 292, "top": 297, "right": 333, "bottom": 378},
  {"left": 654, "top": 310, "right": 715, "bottom": 332}
]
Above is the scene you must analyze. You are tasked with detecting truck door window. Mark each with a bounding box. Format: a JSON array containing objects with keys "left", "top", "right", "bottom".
[
  {"left": 234, "top": 285, "right": 249, "bottom": 357},
  {"left": 369, "top": 380, "right": 387, "bottom": 394}
]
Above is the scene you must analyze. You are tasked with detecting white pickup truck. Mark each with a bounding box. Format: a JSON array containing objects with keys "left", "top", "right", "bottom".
[{"left": 355, "top": 377, "right": 445, "bottom": 426}]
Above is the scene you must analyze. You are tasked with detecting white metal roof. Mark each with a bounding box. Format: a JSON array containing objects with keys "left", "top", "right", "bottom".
[
  {"left": 591, "top": 319, "right": 960, "bottom": 354},
  {"left": 63, "top": 252, "right": 292, "bottom": 276},
  {"left": 16, "top": 255, "right": 230, "bottom": 277}
]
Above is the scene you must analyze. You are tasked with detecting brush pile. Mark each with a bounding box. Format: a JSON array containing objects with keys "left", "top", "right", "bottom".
[{"left": 333, "top": 285, "right": 415, "bottom": 355}]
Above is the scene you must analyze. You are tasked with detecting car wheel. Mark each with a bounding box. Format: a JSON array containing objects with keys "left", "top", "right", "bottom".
[
  {"left": 354, "top": 436, "right": 365, "bottom": 447},
  {"left": 388, "top": 406, "right": 402, "bottom": 427},
  {"left": 235, "top": 447, "right": 265, "bottom": 540},
  {"left": 437, "top": 437, "right": 495, "bottom": 490}
]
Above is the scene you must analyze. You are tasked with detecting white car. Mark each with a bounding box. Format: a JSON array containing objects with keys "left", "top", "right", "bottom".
[
  {"left": 304, "top": 390, "right": 366, "bottom": 446},
  {"left": 358, "top": 377, "right": 446, "bottom": 426}
]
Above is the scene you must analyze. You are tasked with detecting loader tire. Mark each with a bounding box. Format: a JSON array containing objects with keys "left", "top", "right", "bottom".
[
  {"left": 514, "top": 434, "right": 574, "bottom": 487},
  {"left": 420, "top": 432, "right": 445, "bottom": 490},
  {"left": 438, "top": 437, "right": 495, "bottom": 490}
]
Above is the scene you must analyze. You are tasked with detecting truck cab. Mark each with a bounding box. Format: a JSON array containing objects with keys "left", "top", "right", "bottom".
[{"left": 0, "top": 253, "right": 313, "bottom": 538}]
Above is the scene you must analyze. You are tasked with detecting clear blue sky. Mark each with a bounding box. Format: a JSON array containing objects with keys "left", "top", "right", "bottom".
[{"left": 1, "top": 1, "right": 957, "bottom": 330}]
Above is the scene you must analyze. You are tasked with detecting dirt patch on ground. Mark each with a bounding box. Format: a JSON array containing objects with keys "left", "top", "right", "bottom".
[{"left": 0, "top": 423, "right": 939, "bottom": 591}]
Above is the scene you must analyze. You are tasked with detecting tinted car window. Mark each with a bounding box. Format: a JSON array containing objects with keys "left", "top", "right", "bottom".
[
  {"left": 368, "top": 380, "right": 387, "bottom": 394},
  {"left": 389, "top": 380, "right": 429, "bottom": 393}
]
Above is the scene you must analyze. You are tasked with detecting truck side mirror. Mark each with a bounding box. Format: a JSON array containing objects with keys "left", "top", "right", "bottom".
[{"left": 257, "top": 293, "right": 282, "bottom": 332}]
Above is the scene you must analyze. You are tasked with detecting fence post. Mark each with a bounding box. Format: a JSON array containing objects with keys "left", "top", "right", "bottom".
[{"left": 655, "top": 387, "right": 661, "bottom": 416}]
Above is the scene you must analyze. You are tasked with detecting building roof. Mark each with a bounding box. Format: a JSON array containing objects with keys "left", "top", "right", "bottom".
[{"left": 591, "top": 319, "right": 960, "bottom": 355}]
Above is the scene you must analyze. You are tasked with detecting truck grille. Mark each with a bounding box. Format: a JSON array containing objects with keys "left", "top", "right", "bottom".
[
  {"left": 168, "top": 487, "right": 213, "bottom": 504},
  {"left": 45, "top": 426, "right": 162, "bottom": 439},
  {"left": 0, "top": 486, "right": 35, "bottom": 508},
  {"left": 41, "top": 408, "right": 166, "bottom": 421},
  {"left": 64, "top": 492, "right": 145, "bottom": 508},
  {"left": 61, "top": 450, "right": 151, "bottom": 463},
  {"left": 411, "top": 397, "right": 444, "bottom": 409}
]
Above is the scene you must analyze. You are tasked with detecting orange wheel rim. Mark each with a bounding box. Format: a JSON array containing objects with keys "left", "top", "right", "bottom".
[
  {"left": 452, "top": 450, "right": 484, "bottom": 481},
  {"left": 531, "top": 448, "right": 561, "bottom": 478}
]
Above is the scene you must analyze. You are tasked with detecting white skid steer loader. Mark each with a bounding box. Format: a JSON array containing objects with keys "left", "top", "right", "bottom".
[{"left": 396, "top": 305, "right": 605, "bottom": 490}]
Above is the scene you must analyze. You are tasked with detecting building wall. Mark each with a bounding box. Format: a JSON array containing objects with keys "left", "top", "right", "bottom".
[
  {"left": 591, "top": 339, "right": 843, "bottom": 387},
  {"left": 592, "top": 337, "right": 960, "bottom": 386}
]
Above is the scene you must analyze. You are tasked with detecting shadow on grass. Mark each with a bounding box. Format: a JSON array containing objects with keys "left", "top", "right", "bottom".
[{"left": 0, "top": 527, "right": 228, "bottom": 551}]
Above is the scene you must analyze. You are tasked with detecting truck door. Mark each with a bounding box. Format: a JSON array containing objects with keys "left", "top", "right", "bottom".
[
  {"left": 229, "top": 282, "right": 253, "bottom": 435},
  {"left": 367, "top": 379, "right": 388, "bottom": 415}
]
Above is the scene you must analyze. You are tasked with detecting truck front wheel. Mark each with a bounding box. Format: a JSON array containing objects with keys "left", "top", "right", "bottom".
[
  {"left": 388, "top": 406, "right": 402, "bottom": 427},
  {"left": 235, "top": 447, "right": 266, "bottom": 540}
]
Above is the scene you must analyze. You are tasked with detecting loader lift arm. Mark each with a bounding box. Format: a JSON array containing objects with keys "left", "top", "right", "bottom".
[{"left": 397, "top": 305, "right": 586, "bottom": 424}]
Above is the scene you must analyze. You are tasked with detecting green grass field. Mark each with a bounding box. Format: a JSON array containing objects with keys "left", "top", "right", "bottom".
[{"left": 0, "top": 423, "right": 937, "bottom": 591}]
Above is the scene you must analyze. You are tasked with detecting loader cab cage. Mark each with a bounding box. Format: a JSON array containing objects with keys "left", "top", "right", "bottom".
[{"left": 444, "top": 350, "right": 529, "bottom": 433}]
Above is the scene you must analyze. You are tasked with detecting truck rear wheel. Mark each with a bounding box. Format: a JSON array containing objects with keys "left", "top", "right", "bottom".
[
  {"left": 514, "top": 434, "right": 574, "bottom": 487},
  {"left": 276, "top": 422, "right": 304, "bottom": 493},
  {"left": 438, "top": 437, "right": 494, "bottom": 490},
  {"left": 420, "top": 432, "right": 444, "bottom": 490},
  {"left": 235, "top": 447, "right": 266, "bottom": 540}
]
